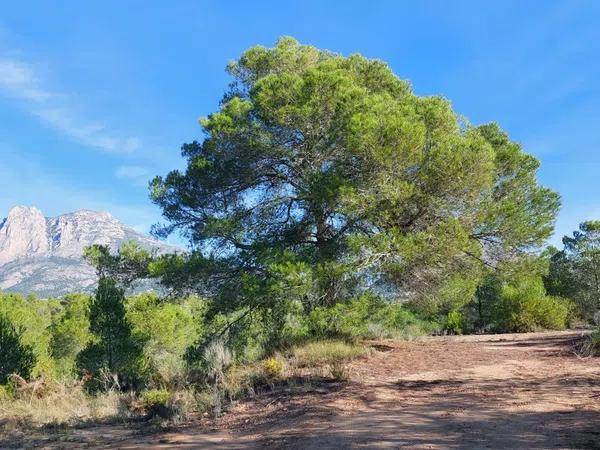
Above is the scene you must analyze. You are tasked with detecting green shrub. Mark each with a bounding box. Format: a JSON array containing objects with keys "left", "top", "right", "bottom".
[
  {"left": 0, "top": 315, "right": 36, "bottom": 384},
  {"left": 379, "top": 304, "right": 439, "bottom": 337},
  {"left": 280, "top": 300, "right": 310, "bottom": 344},
  {"left": 382, "top": 305, "right": 421, "bottom": 329},
  {"left": 0, "top": 292, "right": 56, "bottom": 378},
  {"left": 262, "top": 357, "right": 284, "bottom": 379},
  {"left": 139, "top": 388, "right": 195, "bottom": 421},
  {"left": 304, "top": 293, "right": 434, "bottom": 339},
  {"left": 306, "top": 306, "right": 331, "bottom": 338},
  {"left": 304, "top": 293, "right": 373, "bottom": 338},
  {"left": 197, "top": 308, "right": 276, "bottom": 365},
  {"left": 126, "top": 293, "right": 204, "bottom": 385},
  {"left": 141, "top": 388, "right": 171, "bottom": 417},
  {"left": 0, "top": 384, "right": 12, "bottom": 401},
  {"left": 50, "top": 294, "right": 91, "bottom": 378},
  {"left": 444, "top": 310, "right": 465, "bottom": 335},
  {"left": 302, "top": 292, "right": 441, "bottom": 340},
  {"left": 141, "top": 388, "right": 170, "bottom": 407},
  {"left": 491, "top": 276, "right": 571, "bottom": 332}
]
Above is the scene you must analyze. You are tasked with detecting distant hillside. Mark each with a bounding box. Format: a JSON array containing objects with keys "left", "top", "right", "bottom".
[{"left": 0, "top": 206, "right": 177, "bottom": 297}]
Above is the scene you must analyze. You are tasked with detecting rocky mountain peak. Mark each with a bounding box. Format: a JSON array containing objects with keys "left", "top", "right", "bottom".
[
  {"left": 0, "top": 206, "right": 50, "bottom": 265},
  {"left": 0, "top": 206, "right": 178, "bottom": 297}
]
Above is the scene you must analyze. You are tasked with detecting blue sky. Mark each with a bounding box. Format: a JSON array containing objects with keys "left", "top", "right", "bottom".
[{"left": 0, "top": 1, "right": 598, "bottom": 247}]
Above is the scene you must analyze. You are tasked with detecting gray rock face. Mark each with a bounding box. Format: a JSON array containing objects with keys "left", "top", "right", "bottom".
[
  {"left": 0, "top": 206, "right": 50, "bottom": 265},
  {"left": 0, "top": 206, "right": 176, "bottom": 297}
]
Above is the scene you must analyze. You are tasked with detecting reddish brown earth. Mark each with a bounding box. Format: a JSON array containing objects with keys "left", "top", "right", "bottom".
[{"left": 5, "top": 331, "right": 600, "bottom": 449}]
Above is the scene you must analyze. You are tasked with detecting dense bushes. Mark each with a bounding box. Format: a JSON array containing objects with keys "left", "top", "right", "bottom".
[
  {"left": 544, "top": 221, "right": 600, "bottom": 322},
  {"left": 0, "top": 292, "right": 59, "bottom": 378},
  {"left": 126, "top": 293, "right": 204, "bottom": 385},
  {"left": 0, "top": 289, "right": 208, "bottom": 388},
  {"left": 296, "top": 293, "right": 437, "bottom": 340},
  {"left": 466, "top": 273, "right": 571, "bottom": 333},
  {"left": 0, "top": 274, "right": 573, "bottom": 396},
  {"left": 444, "top": 311, "right": 465, "bottom": 335},
  {"left": 489, "top": 276, "right": 571, "bottom": 332},
  {"left": 50, "top": 294, "right": 91, "bottom": 376},
  {"left": 0, "top": 315, "right": 35, "bottom": 384},
  {"left": 0, "top": 270, "right": 574, "bottom": 394},
  {"left": 0, "top": 285, "right": 432, "bottom": 413}
]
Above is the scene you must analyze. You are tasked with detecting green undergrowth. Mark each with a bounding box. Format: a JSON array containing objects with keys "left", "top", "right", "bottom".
[{"left": 0, "top": 339, "right": 370, "bottom": 432}]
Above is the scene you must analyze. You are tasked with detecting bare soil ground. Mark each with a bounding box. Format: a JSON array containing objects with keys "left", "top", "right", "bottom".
[{"left": 4, "top": 330, "right": 600, "bottom": 449}]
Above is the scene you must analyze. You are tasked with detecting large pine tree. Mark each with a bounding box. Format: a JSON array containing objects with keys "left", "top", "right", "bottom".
[{"left": 146, "top": 37, "right": 558, "bottom": 317}]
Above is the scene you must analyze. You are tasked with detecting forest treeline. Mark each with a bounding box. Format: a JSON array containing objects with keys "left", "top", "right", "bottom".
[{"left": 1, "top": 38, "right": 599, "bottom": 424}]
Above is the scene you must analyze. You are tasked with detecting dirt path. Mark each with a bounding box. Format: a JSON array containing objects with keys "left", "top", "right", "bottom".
[{"left": 8, "top": 331, "right": 600, "bottom": 449}]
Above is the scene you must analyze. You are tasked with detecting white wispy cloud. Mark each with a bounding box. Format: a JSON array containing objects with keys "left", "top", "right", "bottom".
[
  {"left": 115, "top": 165, "right": 153, "bottom": 187},
  {"left": 0, "top": 59, "right": 52, "bottom": 101},
  {"left": 0, "top": 56, "right": 141, "bottom": 154}
]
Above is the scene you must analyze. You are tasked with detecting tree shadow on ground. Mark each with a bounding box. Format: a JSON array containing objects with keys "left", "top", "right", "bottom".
[{"left": 244, "top": 371, "right": 600, "bottom": 449}]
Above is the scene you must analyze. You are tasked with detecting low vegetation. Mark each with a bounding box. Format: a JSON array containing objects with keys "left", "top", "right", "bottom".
[{"left": 0, "top": 309, "right": 370, "bottom": 431}]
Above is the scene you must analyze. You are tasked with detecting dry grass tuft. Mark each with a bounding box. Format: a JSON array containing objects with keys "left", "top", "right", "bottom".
[
  {"left": 289, "top": 340, "right": 368, "bottom": 368},
  {"left": 574, "top": 331, "right": 600, "bottom": 358},
  {"left": 0, "top": 382, "right": 126, "bottom": 429}
]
